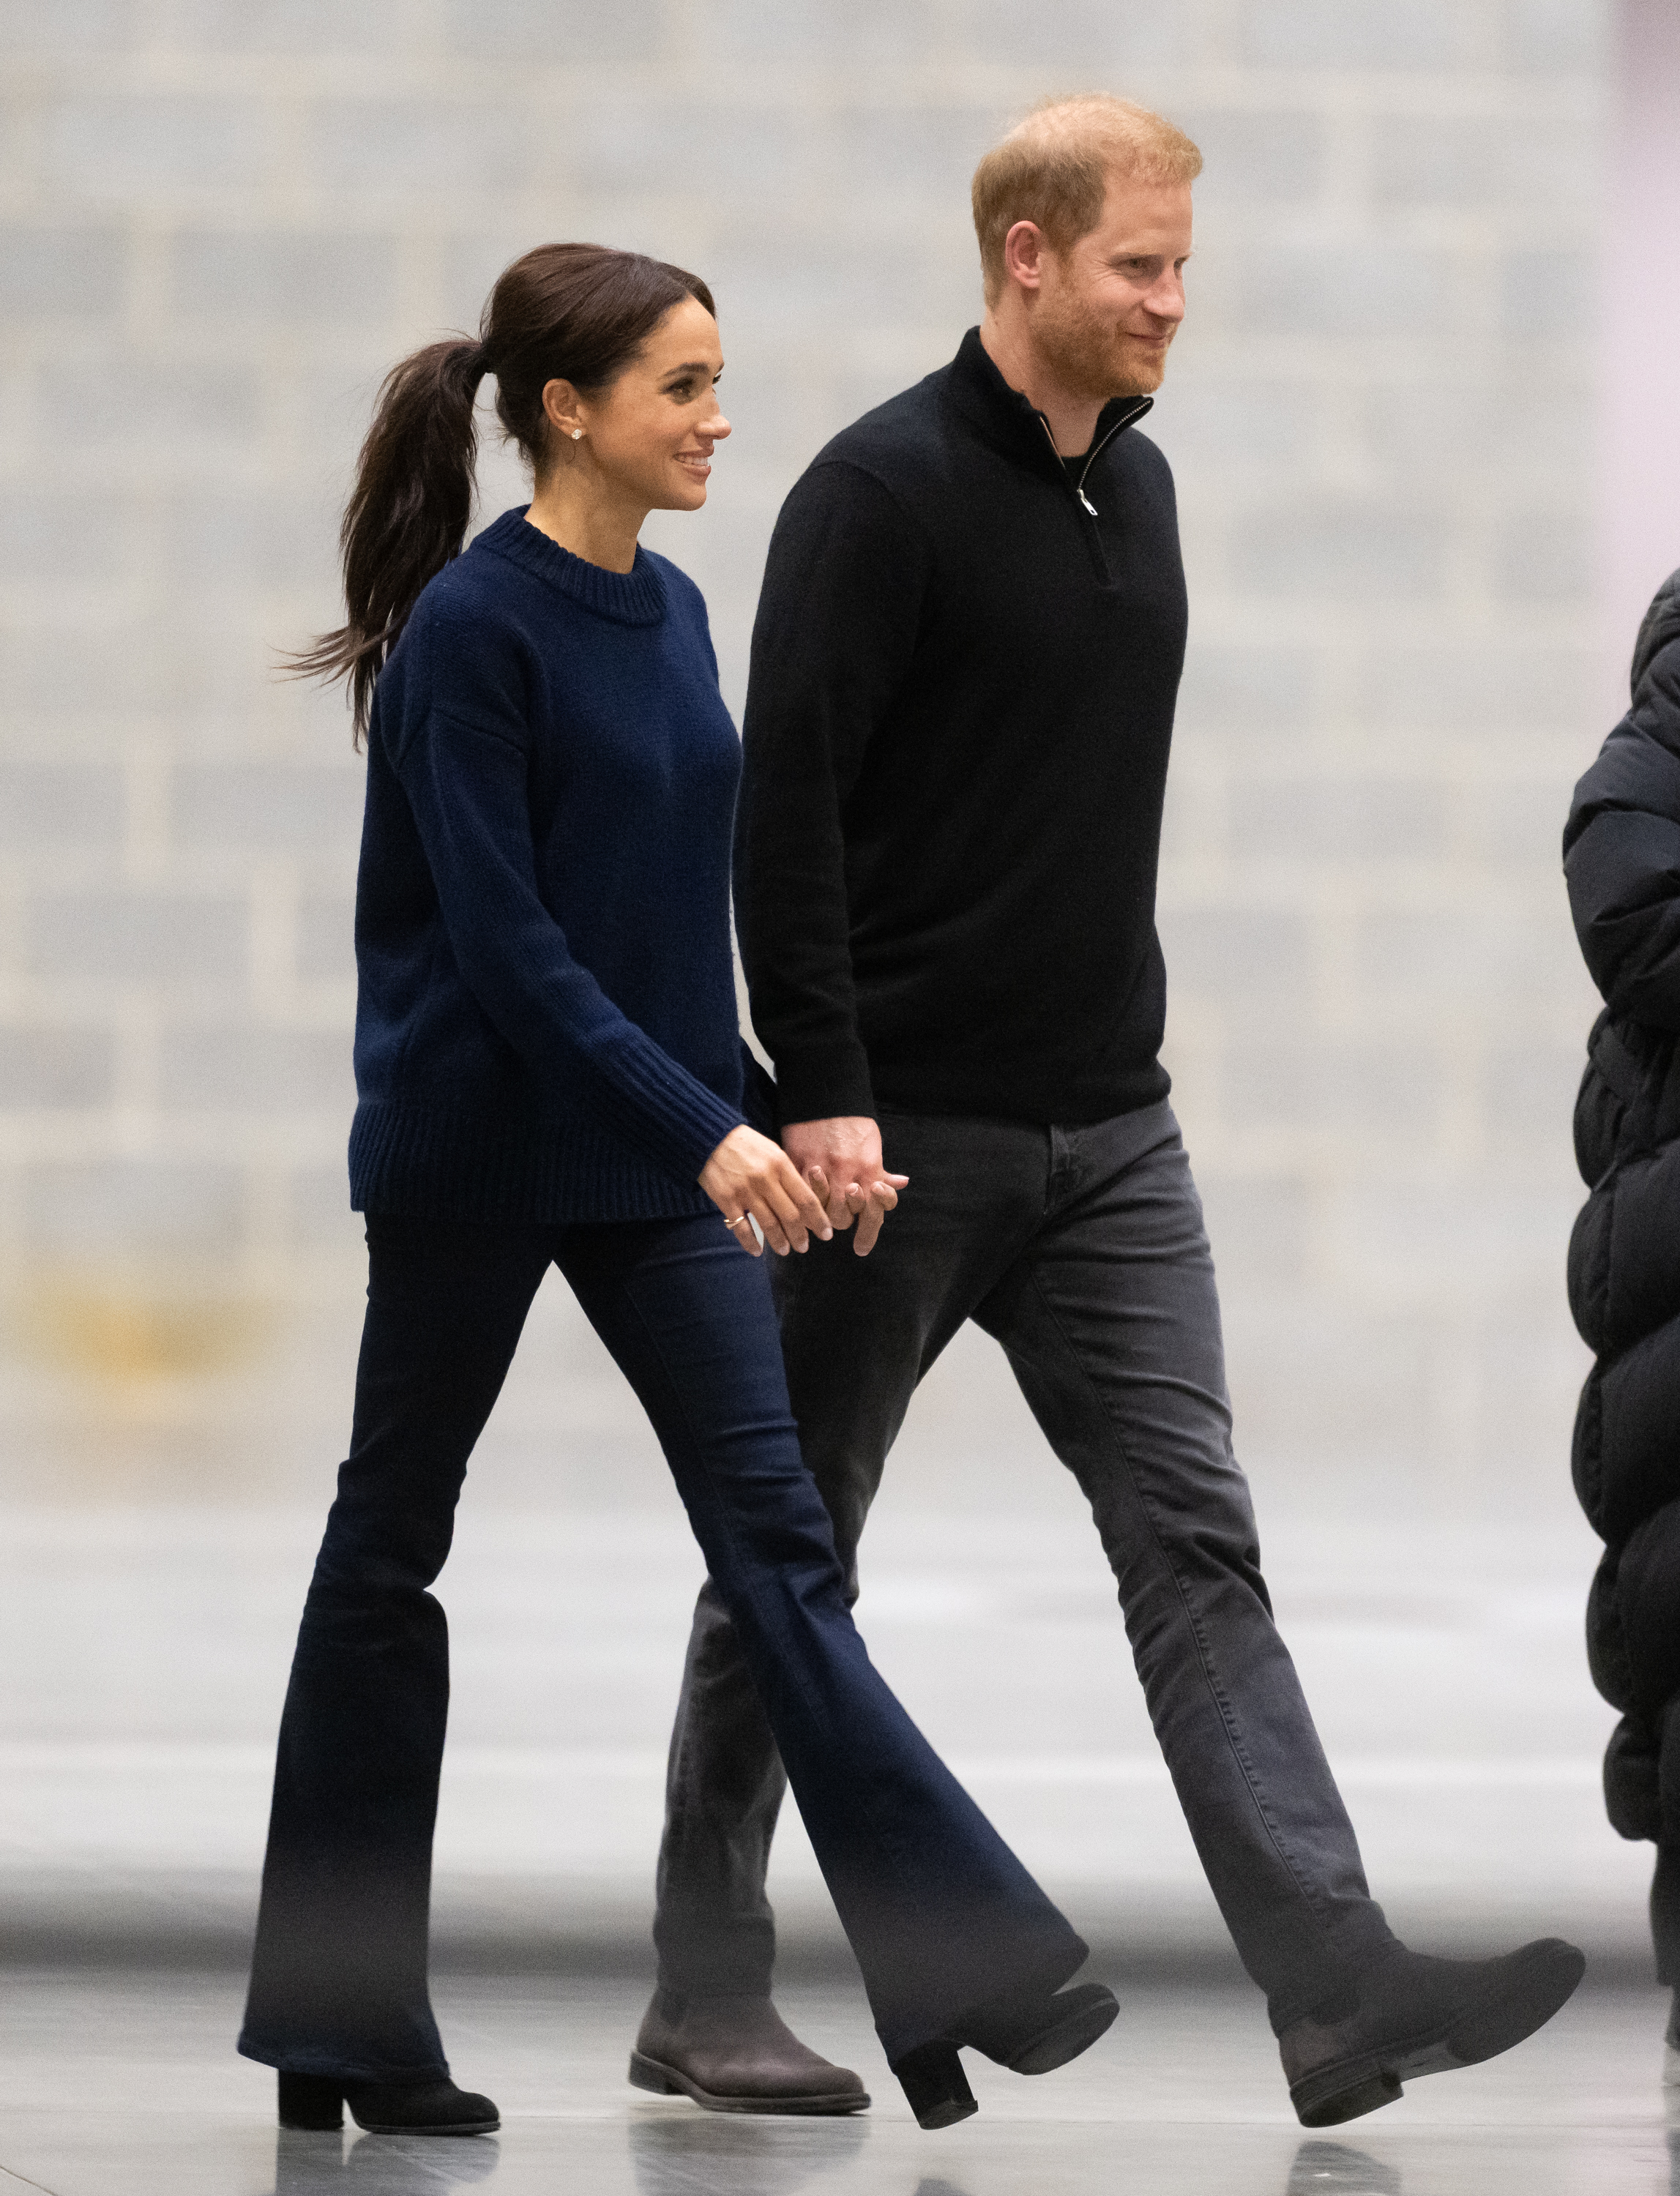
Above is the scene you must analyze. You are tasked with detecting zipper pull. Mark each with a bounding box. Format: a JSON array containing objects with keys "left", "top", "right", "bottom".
[{"left": 1078, "top": 490, "right": 1098, "bottom": 517}]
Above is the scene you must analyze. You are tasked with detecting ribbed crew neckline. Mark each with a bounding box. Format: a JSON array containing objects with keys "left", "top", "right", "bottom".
[{"left": 472, "top": 506, "right": 668, "bottom": 627}]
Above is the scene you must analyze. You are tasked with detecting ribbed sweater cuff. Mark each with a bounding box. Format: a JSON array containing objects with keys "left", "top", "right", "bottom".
[
  {"left": 610, "top": 1047, "right": 746, "bottom": 1183},
  {"left": 769, "top": 1042, "right": 877, "bottom": 1128}
]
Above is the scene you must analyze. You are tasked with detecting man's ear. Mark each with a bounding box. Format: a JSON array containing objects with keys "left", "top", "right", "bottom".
[{"left": 1001, "top": 219, "right": 1048, "bottom": 294}]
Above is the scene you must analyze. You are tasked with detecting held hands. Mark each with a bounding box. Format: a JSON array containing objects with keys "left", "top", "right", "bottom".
[
  {"left": 700, "top": 1125, "right": 835, "bottom": 1258},
  {"left": 781, "top": 1116, "right": 909, "bottom": 1258}
]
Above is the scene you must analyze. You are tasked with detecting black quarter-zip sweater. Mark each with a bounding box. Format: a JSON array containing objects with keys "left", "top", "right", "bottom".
[{"left": 736, "top": 324, "right": 1189, "bottom": 1127}]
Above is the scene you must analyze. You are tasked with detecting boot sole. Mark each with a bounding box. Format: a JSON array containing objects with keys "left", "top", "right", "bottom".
[
  {"left": 1291, "top": 1939, "right": 1586, "bottom": 2128},
  {"left": 628, "top": 2050, "right": 870, "bottom": 2115},
  {"left": 1006, "top": 1990, "right": 1121, "bottom": 2077},
  {"left": 350, "top": 2115, "right": 501, "bottom": 2135},
  {"left": 278, "top": 2071, "right": 499, "bottom": 2137}
]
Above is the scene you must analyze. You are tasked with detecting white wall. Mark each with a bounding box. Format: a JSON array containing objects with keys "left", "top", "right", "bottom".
[
  {"left": 0, "top": 0, "right": 1610, "bottom": 1531},
  {"left": 1602, "top": 0, "right": 1680, "bottom": 690}
]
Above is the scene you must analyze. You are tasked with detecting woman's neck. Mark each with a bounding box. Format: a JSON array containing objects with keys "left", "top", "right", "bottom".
[{"left": 523, "top": 470, "right": 648, "bottom": 575}]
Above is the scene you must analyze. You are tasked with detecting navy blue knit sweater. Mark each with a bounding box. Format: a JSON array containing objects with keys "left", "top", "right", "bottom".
[{"left": 347, "top": 507, "right": 755, "bottom": 1223}]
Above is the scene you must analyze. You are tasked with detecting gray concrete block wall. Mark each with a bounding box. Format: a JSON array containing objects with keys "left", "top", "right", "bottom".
[{"left": 0, "top": 0, "right": 1610, "bottom": 1522}]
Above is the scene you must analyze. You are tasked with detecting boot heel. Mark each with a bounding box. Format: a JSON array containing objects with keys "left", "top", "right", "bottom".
[
  {"left": 892, "top": 2040, "right": 977, "bottom": 2130},
  {"left": 1291, "top": 2063, "right": 1403, "bottom": 2128},
  {"left": 627, "top": 2050, "right": 681, "bottom": 2096},
  {"left": 278, "top": 2072, "right": 345, "bottom": 2130}
]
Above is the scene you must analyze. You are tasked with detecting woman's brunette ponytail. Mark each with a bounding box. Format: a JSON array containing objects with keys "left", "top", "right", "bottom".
[
  {"left": 290, "top": 339, "right": 485, "bottom": 740},
  {"left": 293, "top": 243, "right": 715, "bottom": 746}
]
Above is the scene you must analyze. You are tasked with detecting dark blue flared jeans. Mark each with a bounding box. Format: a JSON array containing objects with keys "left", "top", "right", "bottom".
[{"left": 237, "top": 1211, "right": 1085, "bottom": 2083}]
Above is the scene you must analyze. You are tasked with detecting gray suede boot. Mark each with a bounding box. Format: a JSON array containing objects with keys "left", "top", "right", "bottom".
[{"left": 630, "top": 1990, "right": 869, "bottom": 2115}]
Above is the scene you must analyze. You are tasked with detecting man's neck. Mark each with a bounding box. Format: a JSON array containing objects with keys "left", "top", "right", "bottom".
[{"left": 978, "top": 311, "right": 1104, "bottom": 456}]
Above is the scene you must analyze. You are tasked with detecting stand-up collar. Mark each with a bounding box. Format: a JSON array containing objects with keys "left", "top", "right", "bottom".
[
  {"left": 473, "top": 507, "right": 668, "bottom": 627},
  {"left": 945, "top": 325, "right": 1153, "bottom": 471}
]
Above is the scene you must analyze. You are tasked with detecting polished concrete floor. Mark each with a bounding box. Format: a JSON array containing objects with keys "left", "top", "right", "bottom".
[
  {"left": 0, "top": 1304, "right": 1653, "bottom": 2190},
  {"left": 1, "top": 1501, "right": 1649, "bottom": 1970},
  {"left": 0, "top": 1968, "right": 1672, "bottom": 2196}
]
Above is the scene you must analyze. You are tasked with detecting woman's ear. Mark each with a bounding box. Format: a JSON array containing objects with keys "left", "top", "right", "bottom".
[{"left": 540, "top": 378, "right": 586, "bottom": 444}]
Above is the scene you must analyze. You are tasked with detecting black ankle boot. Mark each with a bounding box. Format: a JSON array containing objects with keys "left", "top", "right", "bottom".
[
  {"left": 955, "top": 1979, "right": 1119, "bottom": 2074},
  {"left": 277, "top": 2073, "right": 343, "bottom": 2130},
  {"left": 1278, "top": 1936, "right": 1585, "bottom": 2127},
  {"left": 889, "top": 1980, "right": 1119, "bottom": 2129},
  {"left": 277, "top": 2071, "right": 500, "bottom": 2135},
  {"left": 891, "top": 2040, "right": 977, "bottom": 2129}
]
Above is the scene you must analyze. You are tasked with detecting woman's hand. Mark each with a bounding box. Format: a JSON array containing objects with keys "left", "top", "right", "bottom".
[{"left": 700, "top": 1125, "right": 835, "bottom": 1257}]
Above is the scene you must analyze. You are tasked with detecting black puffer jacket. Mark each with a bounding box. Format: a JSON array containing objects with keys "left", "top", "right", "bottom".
[{"left": 1565, "top": 567, "right": 1680, "bottom": 1845}]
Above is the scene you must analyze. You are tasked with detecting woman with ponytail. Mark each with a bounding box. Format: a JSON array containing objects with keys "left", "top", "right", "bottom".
[{"left": 236, "top": 243, "right": 1116, "bottom": 2140}]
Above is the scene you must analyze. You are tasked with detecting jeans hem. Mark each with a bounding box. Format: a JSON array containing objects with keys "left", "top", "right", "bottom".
[
  {"left": 878, "top": 1927, "right": 1089, "bottom": 2067},
  {"left": 236, "top": 2036, "right": 450, "bottom": 2086}
]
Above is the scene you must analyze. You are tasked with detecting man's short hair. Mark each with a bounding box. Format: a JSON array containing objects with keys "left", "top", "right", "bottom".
[{"left": 971, "top": 94, "right": 1203, "bottom": 307}]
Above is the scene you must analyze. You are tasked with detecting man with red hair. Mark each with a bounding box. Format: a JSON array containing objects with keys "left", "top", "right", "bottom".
[{"left": 632, "top": 94, "right": 1584, "bottom": 2129}]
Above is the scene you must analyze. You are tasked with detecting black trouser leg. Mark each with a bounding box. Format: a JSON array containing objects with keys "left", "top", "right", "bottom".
[
  {"left": 654, "top": 1575, "right": 790, "bottom": 1996},
  {"left": 972, "top": 1105, "right": 1395, "bottom": 2031},
  {"left": 239, "top": 1218, "right": 549, "bottom": 2082},
  {"left": 1654, "top": 1848, "right": 1680, "bottom": 1983},
  {"left": 653, "top": 1102, "right": 1395, "bottom": 2031}
]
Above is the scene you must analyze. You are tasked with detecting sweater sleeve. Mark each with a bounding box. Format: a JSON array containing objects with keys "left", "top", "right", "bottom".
[
  {"left": 735, "top": 460, "right": 933, "bottom": 1125},
  {"left": 1565, "top": 636, "right": 1680, "bottom": 1032},
  {"left": 389, "top": 609, "right": 744, "bottom": 1184}
]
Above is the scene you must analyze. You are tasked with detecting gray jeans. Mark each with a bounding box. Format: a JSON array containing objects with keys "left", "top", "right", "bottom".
[{"left": 652, "top": 1100, "right": 1394, "bottom": 2031}]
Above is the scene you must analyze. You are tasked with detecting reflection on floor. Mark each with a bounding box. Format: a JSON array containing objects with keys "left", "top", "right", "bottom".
[{"left": 0, "top": 1969, "right": 1671, "bottom": 2196}]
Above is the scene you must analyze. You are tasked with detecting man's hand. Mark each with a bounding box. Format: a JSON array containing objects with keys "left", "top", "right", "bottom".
[{"left": 781, "top": 1116, "right": 909, "bottom": 1257}]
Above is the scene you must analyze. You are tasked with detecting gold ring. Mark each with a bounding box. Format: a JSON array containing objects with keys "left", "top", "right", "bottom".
[{"left": 725, "top": 1214, "right": 747, "bottom": 1228}]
